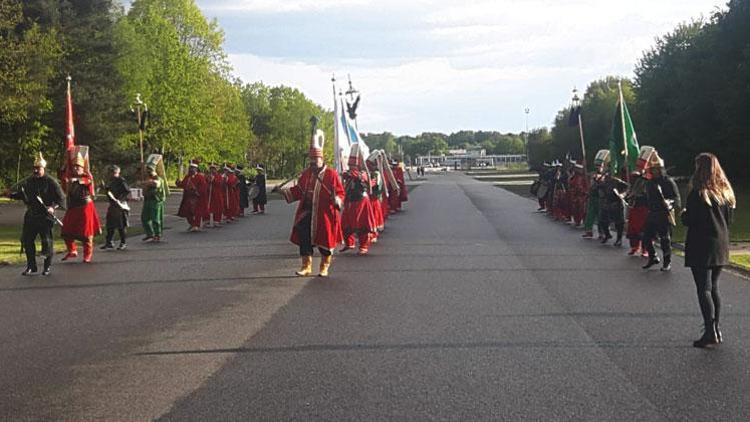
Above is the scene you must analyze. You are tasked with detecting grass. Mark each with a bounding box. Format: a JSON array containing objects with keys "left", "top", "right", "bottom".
[
  {"left": 730, "top": 255, "right": 750, "bottom": 270},
  {"left": 672, "top": 183, "right": 750, "bottom": 243},
  {"left": 0, "top": 224, "right": 144, "bottom": 265}
]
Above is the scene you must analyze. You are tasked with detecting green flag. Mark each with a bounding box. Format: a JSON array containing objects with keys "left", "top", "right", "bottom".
[{"left": 608, "top": 97, "right": 639, "bottom": 174}]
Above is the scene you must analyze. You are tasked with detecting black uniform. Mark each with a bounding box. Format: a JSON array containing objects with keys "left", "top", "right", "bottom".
[
  {"left": 642, "top": 174, "right": 681, "bottom": 267},
  {"left": 253, "top": 173, "right": 267, "bottom": 206},
  {"left": 598, "top": 175, "right": 628, "bottom": 243},
  {"left": 104, "top": 176, "right": 130, "bottom": 247},
  {"left": 9, "top": 175, "right": 65, "bottom": 273},
  {"left": 238, "top": 173, "right": 250, "bottom": 211}
]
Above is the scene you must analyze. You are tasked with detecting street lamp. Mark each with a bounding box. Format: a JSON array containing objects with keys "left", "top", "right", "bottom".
[
  {"left": 130, "top": 94, "right": 148, "bottom": 179},
  {"left": 524, "top": 107, "right": 531, "bottom": 165}
]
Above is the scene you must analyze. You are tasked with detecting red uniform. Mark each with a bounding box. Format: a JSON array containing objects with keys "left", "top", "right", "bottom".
[
  {"left": 206, "top": 172, "right": 225, "bottom": 224},
  {"left": 568, "top": 171, "right": 588, "bottom": 226},
  {"left": 225, "top": 172, "right": 240, "bottom": 221},
  {"left": 287, "top": 166, "right": 344, "bottom": 251},
  {"left": 177, "top": 172, "right": 208, "bottom": 228},
  {"left": 61, "top": 176, "right": 101, "bottom": 262},
  {"left": 389, "top": 165, "right": 405, "bottom": 212},
  {"left": 342, "top": 169, "right": 376, "bottom": 253}
]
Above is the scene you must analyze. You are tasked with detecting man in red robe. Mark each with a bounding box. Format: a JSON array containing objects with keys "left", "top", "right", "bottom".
[
  {"left": 366, "top": 155, "right": 385, "bottom": 243},
  {"left": 61, "top": 152, "right": 102, "bottom": 263},
  {"left": 568, "top": 162, "right": 589, "bottom": 227},
  {"left": 281, "top": 129, "right": 344, "bottom": 277},
  {"left": 341, "top": 145, "right": 376, "bottom": 255},
  {"left": 206, "top": 164, "right": 225, "bottom": 227},
  {"left": 177, "top": 160, "right": 208, "bottom": 232},
  {"left": 224, "top": 164, "right": 240, "bottom": 223}
]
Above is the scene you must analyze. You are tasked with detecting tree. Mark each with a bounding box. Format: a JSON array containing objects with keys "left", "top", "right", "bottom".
[
  {"left": 0, "top": 0, "right": 61, "bottom": 187},
  {"left": 118, "top": 0, "right": 250, "bottom": 177}
]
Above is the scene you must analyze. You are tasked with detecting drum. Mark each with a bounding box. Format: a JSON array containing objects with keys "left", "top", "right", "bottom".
[
  {"left": 537, "top": 184, "right": 549, "bottom": 199},
  {"left": 249, "top": 184, "right": 260, "bottom": 200}
]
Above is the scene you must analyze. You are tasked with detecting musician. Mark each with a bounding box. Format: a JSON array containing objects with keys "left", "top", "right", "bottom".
[
  {"left": 206, "top": 163, "right": 225, "bottom": 227},
  {"left": 341, "top": 145, "right": 376, "bottom": 255},
  {"left": 597, "top": 170, "right": 628, "bottom": 246},
  {"left": 224, "top": 164, "right": 240, "bottom": 223},
  {"left": 625, "top": 170, "right": 649, "bottom": 256},
  {"left": 4, "top": 153, "right": 65, "bottom": 276},
  {"left": 389, "top": 159, "right": 406, "bottom": 212},
  {"left": 236, "top": 165, "right": 249, "bottom": 217},
  {"left": 177, "top": 160, "right": 208, "bottom": 232},
  {"left": 141, "top": 162, "right": 167, "bottom": 242},
  {"left": 642, "top": 157, "right": 681, "bottom": 271},
  {"left": 252, "top": 164, "right": 267, "bottom": 214},
  {"left": 366, "top": 153, "right": 385, "bottom": 238},
  {"left": 101, "top": 165, "right": 130, "bottom": 250},
  {"left": 281, "top": 129, "right": 344, "bottom": 277},
  {"left": 61, "top": 152, "right": 102, "bottom": 263},
  {"left": 568, "top": 162, "right": 588, "bottom": 227}
]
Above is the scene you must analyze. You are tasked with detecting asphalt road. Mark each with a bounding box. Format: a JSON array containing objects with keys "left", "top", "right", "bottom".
[{"left": 1, "top": 172, "right": 749, "bottom": 421}]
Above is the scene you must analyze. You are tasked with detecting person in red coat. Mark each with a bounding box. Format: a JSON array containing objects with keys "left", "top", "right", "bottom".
[
  {"left": 205, "top": 164, "right": 225, "bottom": 227},
  {"left": 366, "top": 155, "right": 385, "bottom": 241},
  {"left": 625, "top": 170, "right": 649, "bottom": 256},
  {"left": 389, "top": 160, "right": 406, "bottom": 212},
  {"left": 224, "top": 164, "right": 240, "bottom": 223},
  {"left": 281, "top": 129, "right": 344, "bottom": 277},
  {"left": 177, "top": 160, "right": 208, "bottom": 232},
  {"left": 341, "top": 145, "right": 376, "bottom": 255},
  {"left": 568, "top": 163, "right": 589, "bottom": 227},
  {"left": 61, "top": 154, "right": 102, "bottom": 263}
]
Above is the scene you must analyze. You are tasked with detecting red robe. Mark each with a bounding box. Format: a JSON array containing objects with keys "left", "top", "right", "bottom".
[
  {"left": 342, "top": 170, "right": 377, "bottom": 238},
  {"left": 225, "top": 173, "right": 240, "bottom": 220},
  {"left": 206, "top": 173, "right": 225, "bottom": 220},
  {"left": 288, "top": 166, "right": 344, "bottom": 251},
  {"left": 61, "top": 176, "right": 102, "bottom": 240},
  {"left": 177, "top": 173, "right": 208, "bottom": 226},
  {"left": 568, "top": 172, "right": 588, "bottom": 225},
  {"left": 393, "top": 166, "right": 408, "bottom": 202}
]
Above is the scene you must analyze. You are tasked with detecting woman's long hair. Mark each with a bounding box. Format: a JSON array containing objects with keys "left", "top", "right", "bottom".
[{"left": 690, "top": 153, "right": 736, "bottom": 208}]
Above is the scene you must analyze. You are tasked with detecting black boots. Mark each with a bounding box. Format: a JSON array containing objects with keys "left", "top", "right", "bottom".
[
  {"left": 714, "top": 320, "right": 723, "bottom": 344},
  {"left": 693, "top": 322, "right": 719, "bottom": 348},
  {"left": 643, "top": 256, "right": 661, "bottom": 269},
  {"left": 661, "top": 255, "right": 672, "bottom": 272}
]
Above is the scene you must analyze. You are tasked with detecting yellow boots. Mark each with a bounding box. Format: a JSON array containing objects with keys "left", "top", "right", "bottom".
[
  {"left": 295, "top": 256, "right": 313, "bottom": 276},
  {"left": 319, "top": 255, "right": 332, "bottom": 277},
  {"left": 295, "top": 255, "right": 332, "bottom": 277}
]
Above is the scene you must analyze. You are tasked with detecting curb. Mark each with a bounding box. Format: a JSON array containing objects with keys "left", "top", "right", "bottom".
[{"left": 672, "top": 242, "right": 750, "bottom": 280}]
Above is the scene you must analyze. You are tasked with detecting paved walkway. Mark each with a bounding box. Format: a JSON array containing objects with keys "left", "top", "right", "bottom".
[{"left": 1, "top": 172, "right": 749, "bottom": 420}]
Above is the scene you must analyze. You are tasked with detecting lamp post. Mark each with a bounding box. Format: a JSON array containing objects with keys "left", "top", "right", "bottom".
[
  {"left": 130, "top": 93, "right": 148, "bottom": 179},
  {"left": 524, "top": 107, "right": 530, "bottom": 165}
]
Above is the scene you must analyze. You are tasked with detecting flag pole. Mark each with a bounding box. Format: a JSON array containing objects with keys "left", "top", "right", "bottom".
[
  {"left": 618, "top": 80, "right": 629, "bottom": 181},
  {"left": 332, "top": 74, "right": 341, "bottom": 174},
  {"left": 572, "top": 88, "right": 586, "bottom": 169}
]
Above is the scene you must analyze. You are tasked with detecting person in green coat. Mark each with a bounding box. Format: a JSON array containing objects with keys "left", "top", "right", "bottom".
[{"left": 141, "top": 165, "right": 168, "bottom": 242}]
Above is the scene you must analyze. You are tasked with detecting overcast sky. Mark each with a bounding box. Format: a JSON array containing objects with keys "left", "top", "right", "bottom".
[{"left": 195, "top": 0, "right": 726, "bottom": 135}]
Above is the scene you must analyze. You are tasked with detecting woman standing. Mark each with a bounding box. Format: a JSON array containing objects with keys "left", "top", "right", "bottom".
[{"left": 682, "top": 153, "right": 735, "bottom": 348}]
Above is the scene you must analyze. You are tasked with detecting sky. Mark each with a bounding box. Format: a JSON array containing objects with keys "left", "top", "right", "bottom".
[{"left": 194, "top": 0, "right": 726, "bottom": 135}]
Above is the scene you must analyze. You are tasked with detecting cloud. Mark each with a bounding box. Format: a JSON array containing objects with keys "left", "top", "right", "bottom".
[
  {"left": 203, "top": 0, "right": 373, "bottom": 13},
  {"left": 213, "top": 0, "right": 727, "bottom": 134}
]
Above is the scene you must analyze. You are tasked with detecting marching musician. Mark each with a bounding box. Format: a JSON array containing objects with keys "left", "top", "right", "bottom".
[
  {"left": 4, "top": 153, "right": 65, "bottom": 276},
  {"left": 101, "top": 165, "right": 130, "bottom": 250}
]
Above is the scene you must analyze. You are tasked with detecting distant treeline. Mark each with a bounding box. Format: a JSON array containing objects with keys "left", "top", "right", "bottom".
[
  {"left": 0, "top": 0, "right": 332, "bottom": 187},
  {"left": 362, "top": 131, "right": 526, "bottom": 161}
]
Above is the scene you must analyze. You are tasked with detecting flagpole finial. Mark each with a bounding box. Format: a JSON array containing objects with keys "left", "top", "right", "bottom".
[
  {"left": 66, "top": 75, "right": 72, "bottom": 82},
  {"left": 331, "top": 73, "right": 336, "bottom": 83}
]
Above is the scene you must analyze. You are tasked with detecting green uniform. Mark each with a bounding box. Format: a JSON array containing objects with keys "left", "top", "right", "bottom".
[{"left": 141, "top": 177, "right": 167, "bottom": 237}]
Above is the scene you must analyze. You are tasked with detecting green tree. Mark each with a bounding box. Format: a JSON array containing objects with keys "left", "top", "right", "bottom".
[{"left": 0, "top": 0, "right": 61, "bottom": 187}]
